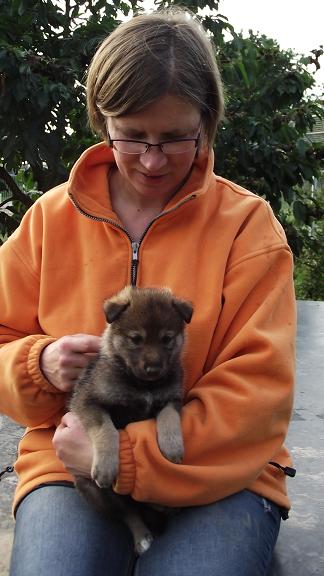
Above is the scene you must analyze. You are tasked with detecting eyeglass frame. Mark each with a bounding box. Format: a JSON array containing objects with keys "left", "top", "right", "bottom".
[{"left": 107, "top": 132, "right": 201, "bottom": 155}]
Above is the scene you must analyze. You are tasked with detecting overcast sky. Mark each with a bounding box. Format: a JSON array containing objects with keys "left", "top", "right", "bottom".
[
  {"left": 218, "top": 0, "right": 324, "bottom": 89},
  {"left": 143, "top": 0, "right": 324, "bottom": 91}
]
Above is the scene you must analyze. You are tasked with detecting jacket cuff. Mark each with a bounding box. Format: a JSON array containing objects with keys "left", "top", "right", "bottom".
[
  {"left": 114, "top": 429, "right": 136, "bottom": 495},
  {"left": 27, "top": 336, "right": 62, "bottom": 394}
]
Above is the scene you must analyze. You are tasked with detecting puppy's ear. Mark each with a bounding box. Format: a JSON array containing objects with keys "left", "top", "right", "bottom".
[
  {"left": 103, "top": 300, "right": 129, "bottom": 323},
  {"left": 172, "top": 299, "right": 193, "bottom": 324}
]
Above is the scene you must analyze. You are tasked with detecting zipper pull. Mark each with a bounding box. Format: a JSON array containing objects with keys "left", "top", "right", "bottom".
[
  {"left": 0, "top": 466, "right": 14, "bottom": 481},
  {"left": 269, "top": 461, "right": 296, "bottom": 477},
  {"left": 132, "top": 242, "right": 139, "bottom": 262},
  {"left": 131, "top": 242, "right": 140, "bottom": 286}
]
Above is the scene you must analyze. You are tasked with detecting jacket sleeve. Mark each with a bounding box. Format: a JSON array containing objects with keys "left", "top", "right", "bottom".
[
  {"left": 115, "top": 242, "right": 296, "bottom": 507},
  {"left": 0, "top": 206, "right": 65, "bottom": 427}
]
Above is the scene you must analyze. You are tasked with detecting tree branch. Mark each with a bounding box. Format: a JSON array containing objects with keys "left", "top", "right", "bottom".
[
  {"left": 0, "top": 211, "right": 19, "bottom": 236},
  {"left": 0, "top": 166, "right": 33, "bottom": 208}
]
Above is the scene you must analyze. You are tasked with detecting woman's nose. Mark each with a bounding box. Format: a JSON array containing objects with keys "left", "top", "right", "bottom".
[{"left": 139, "top": 146, "right": 168, "bottom": 171}]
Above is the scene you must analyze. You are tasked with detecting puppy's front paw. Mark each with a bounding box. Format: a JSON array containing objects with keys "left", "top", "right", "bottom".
[
  {"left": 158, "top": 430, "right": 184, "bottom": 464},
  {"left": 91, "top": 453, "right": 119, "bottom": 488}
]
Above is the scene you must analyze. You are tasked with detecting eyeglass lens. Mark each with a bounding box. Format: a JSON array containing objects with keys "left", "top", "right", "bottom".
[{"left": 112, "top": 139, "right": 198, "bottom": 154}]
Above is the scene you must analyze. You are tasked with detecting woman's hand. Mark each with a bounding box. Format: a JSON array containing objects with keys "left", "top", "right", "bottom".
[
  {"left": 53, "top": 412, "right": 93, "bottom": 477},
  {"left": 40, "top": 334, "right": 101, "bottom": 392}
]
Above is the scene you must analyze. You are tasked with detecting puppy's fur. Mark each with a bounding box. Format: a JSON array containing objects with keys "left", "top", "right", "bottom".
[{"left": 69, "top": 286, "right": 193, "bottom": 555}]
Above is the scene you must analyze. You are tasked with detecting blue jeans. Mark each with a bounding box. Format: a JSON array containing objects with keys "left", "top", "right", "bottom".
[{"left": 10, "top": 484, "right": 281, "bottom": 576}]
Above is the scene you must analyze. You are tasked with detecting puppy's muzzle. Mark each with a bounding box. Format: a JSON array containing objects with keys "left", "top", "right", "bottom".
[{"left": 143, "top": 361, "right": 163, "bottom": 380}]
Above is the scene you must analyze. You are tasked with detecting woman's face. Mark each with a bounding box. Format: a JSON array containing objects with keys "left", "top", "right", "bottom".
[{"left": 106, "top": 94, "right": 201, "bottom": 206}]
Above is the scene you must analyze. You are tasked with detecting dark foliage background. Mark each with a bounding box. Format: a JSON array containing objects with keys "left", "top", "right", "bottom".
[{"left": 1, "top": 0, "right": 323, "bottom": 297}]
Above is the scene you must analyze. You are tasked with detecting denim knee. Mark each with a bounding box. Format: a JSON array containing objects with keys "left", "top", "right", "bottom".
[
  {"left": 9, "top": 484, "right": 135, "bottom": 576},
  {"left": 135, "top": 490, "right": 281, "bottom": 576}
]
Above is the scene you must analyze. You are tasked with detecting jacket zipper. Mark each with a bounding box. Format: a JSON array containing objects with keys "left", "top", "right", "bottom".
[
  {"left": 69, "top": 192, "right": 196, "bottom": 285},
  {"left": 131, "top": 241, "right": 140, "bottom": 286}
]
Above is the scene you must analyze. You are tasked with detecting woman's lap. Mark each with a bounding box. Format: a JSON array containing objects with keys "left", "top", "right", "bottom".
[
  {"left": 135, "top": 490, "right": 281, "bottom": 576},
  {"left": 9, "top": 485, "right": 281, "bottom": 576},
  {"left": 10, "top": 484, "right": 134, "bottom": 576}
]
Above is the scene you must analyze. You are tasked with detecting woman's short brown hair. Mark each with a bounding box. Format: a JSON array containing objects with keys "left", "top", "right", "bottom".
[{"left": 86, "top": 9, "right": 224, "bottom": 147}]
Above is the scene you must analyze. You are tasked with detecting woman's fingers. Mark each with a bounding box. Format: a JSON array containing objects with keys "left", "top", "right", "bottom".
[
  {"left": 53, "top": 412, "right": 93, "bottom": 477},
  {"left": 40, "top": 334, "right": 101, "bottom": 392}
]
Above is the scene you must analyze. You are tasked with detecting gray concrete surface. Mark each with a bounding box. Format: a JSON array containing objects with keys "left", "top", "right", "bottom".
[
  {"left": 0, "top": 418, "right": 22, "bottom": 576},
  {"left": 269, "top": 300, "right": 324, "bottom": 575},
  {"left": 0, "top": 300, "right": 323, "bottom": 575}
]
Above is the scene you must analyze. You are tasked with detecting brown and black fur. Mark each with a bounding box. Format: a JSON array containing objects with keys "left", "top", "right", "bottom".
[{"left": 69, "top": 286, "right": 193, "bottom": 555}]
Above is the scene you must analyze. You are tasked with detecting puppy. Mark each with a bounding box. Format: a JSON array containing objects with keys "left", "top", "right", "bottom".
[{"left": 69, "top": 286, "right": 193, "bottom": 555}]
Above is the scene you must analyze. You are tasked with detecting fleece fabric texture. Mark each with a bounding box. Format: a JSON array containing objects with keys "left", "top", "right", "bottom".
[{"left": 0, "top": 142, "right": 296, "bottom": 512}]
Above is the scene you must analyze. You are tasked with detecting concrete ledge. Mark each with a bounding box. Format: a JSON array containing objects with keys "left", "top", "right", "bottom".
[
  {"left": 0, "top": 416, "right": 22, "bottom": 576},
  {"left": 0, "top": 531, "right": 13, "bottom": 576},
  {"left": 0, "top": 301, "right": 323, "bottom": 575},
  {"left": 269, "top": 300, "right": 324, "bottom": 574}
]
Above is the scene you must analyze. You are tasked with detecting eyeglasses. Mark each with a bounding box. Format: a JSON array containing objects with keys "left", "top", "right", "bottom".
[{"left": 108, "top": 135, "right": 200, "bottom": 155}]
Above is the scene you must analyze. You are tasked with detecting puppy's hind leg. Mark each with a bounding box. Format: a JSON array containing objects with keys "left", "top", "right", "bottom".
[{"left": 123, "top": 509, "right": 153, "bottom": 556}]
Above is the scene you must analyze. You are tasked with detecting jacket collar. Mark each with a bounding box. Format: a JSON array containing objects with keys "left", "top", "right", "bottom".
[{"left": 68, "top": 142, "right": 214, "bottom": 220}]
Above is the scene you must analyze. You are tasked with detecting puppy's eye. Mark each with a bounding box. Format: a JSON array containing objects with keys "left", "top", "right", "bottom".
[
  {"left": 128, "top": 334, "right": 143, "bottom": 346},
  {"left": 161, "top": 334, "right": 174, "bottom": 346}
]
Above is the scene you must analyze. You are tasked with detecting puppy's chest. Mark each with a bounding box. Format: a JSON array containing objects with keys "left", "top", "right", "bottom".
[{"left": 109, "top": 391, "right": 164, "bottom": 429}]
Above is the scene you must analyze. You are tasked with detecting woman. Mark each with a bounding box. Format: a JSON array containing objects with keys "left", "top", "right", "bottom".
[{"left": 0, "top": 9, "right": 296, "bottom": 576}]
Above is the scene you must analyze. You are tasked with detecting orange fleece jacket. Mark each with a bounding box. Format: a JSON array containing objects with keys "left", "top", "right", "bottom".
[{"left": 0, "top": 143, "right": 296, "bottom": 512}]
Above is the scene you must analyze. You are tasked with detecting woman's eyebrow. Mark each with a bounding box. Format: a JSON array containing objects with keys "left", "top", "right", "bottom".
[
  {"left": 160, "top": 129, "right": 195, "bottom": 139},
  {"left": 112, "top": 126, "right": 145, "bottom": 138},
  {"left": 111, "top": 124, "right": 196, "bottom": 139}
]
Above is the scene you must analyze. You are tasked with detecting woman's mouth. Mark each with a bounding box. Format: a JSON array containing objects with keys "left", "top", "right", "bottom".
[
  {"left": 136, "top": 171, "right": 168, "bottom": 185},
  {"left": 141, "top": 172, "right": 166, "bottom": 179}
]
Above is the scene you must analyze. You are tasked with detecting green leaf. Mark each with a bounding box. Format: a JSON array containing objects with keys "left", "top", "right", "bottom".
[
  {"left": 236, "top": 58, "right": 250, "bottom": 88},
  {"left": 293, "top": 200, "right": 308, "bottom": 221}
]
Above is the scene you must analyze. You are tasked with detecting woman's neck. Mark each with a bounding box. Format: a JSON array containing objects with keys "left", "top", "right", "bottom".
[{"left": 109, "top": 168, "right": 166, "bottom": 241}]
